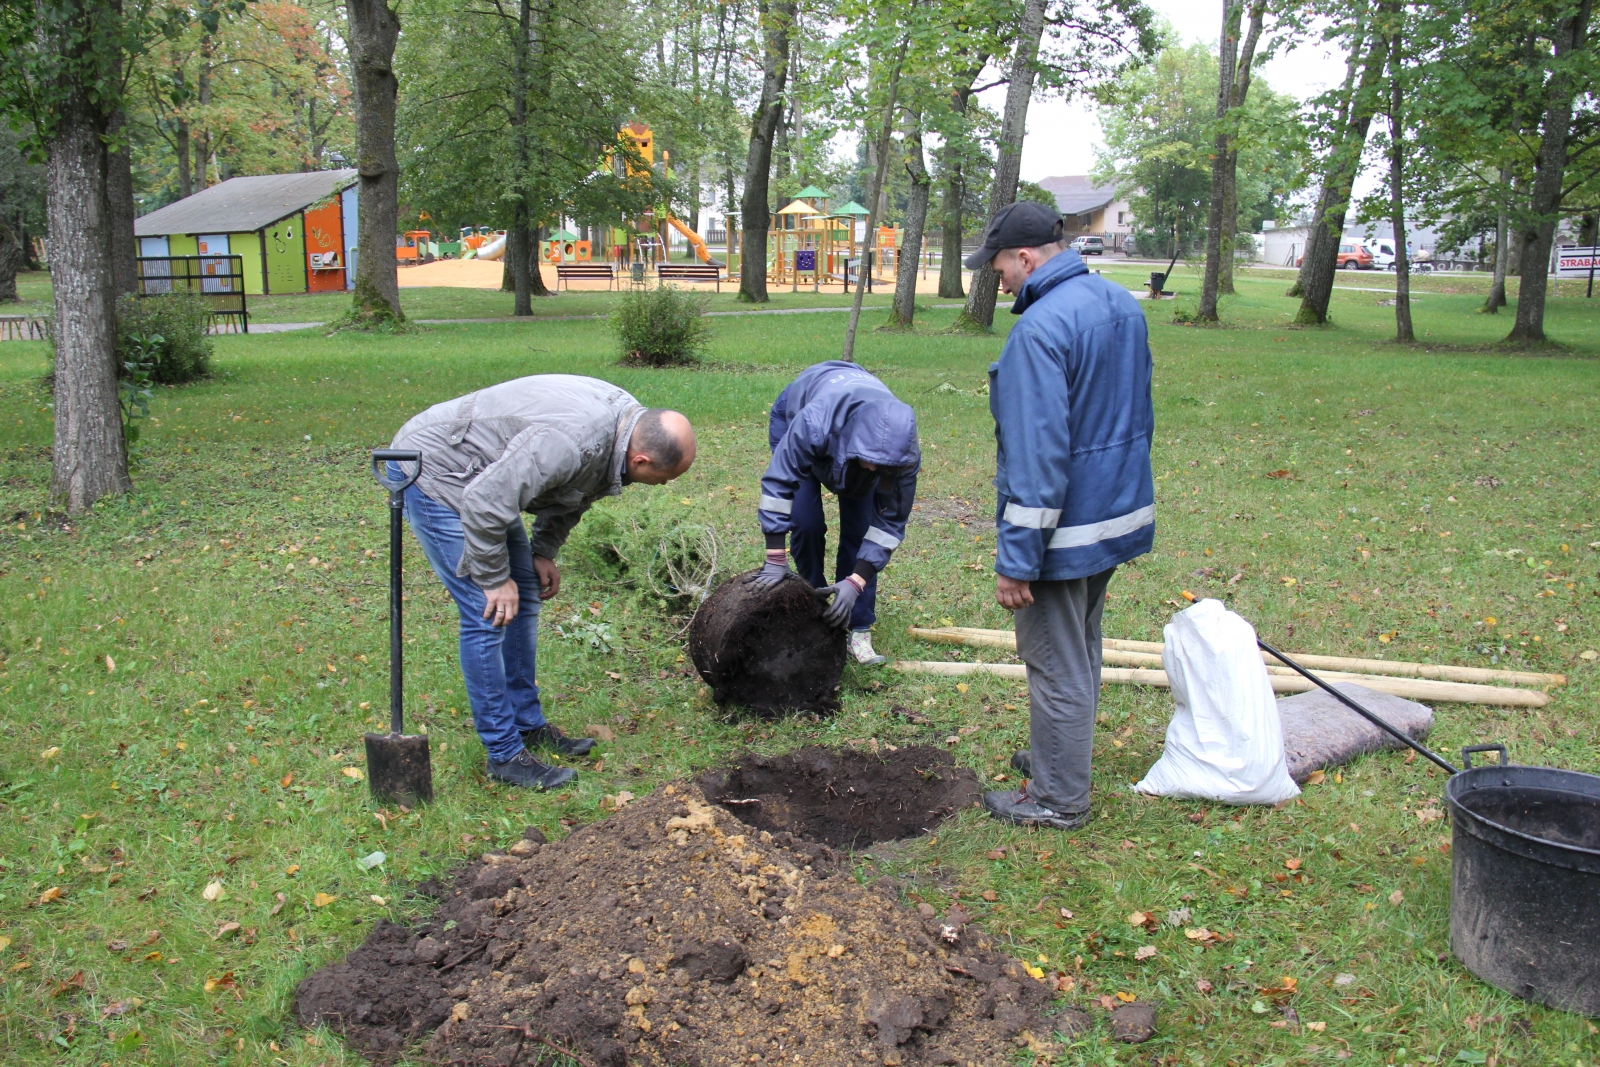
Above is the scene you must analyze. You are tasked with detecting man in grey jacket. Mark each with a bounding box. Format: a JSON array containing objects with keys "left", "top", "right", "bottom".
[{"left": 390, "top": 375, "right": 695, "bottom": 789}]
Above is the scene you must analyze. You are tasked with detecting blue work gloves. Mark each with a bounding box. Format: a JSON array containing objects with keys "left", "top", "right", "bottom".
[
  {"left": 818, "top": 575, "right": 866, "bottom": 629},
  {"left": 751, "top": 549, "right": 792, "bottom": 590}
]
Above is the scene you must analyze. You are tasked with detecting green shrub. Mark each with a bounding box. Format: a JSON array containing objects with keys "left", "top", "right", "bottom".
[
  {"left": 610, "top": 284, "right": 711, "bottom": 366},
  {"left": 116, "top": 292, "right": 213, "bottom": 384}
]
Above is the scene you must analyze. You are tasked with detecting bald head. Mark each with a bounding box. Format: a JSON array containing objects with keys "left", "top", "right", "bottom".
[{"left": 625, "top": 408, "right": 696, "bottom": 485}]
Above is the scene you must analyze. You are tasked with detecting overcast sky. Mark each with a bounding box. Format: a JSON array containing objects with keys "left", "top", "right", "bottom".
[{"left": 991, "top": 0, "right": 1353, "bottom": 183}]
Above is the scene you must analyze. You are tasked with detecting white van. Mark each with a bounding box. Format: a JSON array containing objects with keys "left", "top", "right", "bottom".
[{"left": 1364, "top": 238, "right": 1414, "bottom": 270}]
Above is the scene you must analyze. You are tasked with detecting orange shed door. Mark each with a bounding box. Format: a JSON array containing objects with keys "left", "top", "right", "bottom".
[{"left": 304, "top": 201, "right": 345, "bottom": 292}]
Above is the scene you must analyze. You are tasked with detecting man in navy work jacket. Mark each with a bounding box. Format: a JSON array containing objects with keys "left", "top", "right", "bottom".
[
  {"left": 972, "top": 201, "right": 1155, "bottom": 830},
  {"left": 753, "top": 361, "right": 920, "bottom": 666}
]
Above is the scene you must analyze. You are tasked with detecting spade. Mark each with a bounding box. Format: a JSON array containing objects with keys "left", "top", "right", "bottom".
[{"left": 365, "top": 449, "right": 433, "bottom": 805}]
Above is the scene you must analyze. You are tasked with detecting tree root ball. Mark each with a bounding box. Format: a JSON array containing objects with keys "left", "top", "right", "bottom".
[{"left": 688, "top": 570, "right": 846, "bottom": 715}]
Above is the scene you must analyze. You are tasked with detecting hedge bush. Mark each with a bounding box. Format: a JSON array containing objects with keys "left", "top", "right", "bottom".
[
  {"left": 610, "top": 284, "right": 711, "bottom": 366},
  {"left": 116, "top": 292, "right": 213, "bottom": 384}
]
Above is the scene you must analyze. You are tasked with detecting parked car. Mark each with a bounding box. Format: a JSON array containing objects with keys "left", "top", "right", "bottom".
[
  {"left": 1070, "top": 236, "right": 1105, "bottom": 255},
  {"left": 1295, "top": 242, "right": 1374, "bottom": 270}
]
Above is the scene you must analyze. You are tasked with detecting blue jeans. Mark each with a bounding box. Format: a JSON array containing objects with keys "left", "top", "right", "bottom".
[
  {"left": 400, "top": 479, "right": 545, "bottom": 764},
  {"left": 789, "top": 477, "right": 877, "bottom": 630}
]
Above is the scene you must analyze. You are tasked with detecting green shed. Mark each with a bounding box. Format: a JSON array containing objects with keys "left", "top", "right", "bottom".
[{"left": 133, "top": 170, "right": 359, "bottom": 296}]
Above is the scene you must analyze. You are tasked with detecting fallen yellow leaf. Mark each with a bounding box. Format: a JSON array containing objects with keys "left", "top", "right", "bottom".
[
  {"left": 38, "top": 886, "right": 62, "bottom": 904},
  {"left": 202, "top": 881, "right": 225, "bottom": 902},
  {"left": 285, "top": 864, "right": 300, "bottom": 876},
  {"left": 956, "top": 682, "right": 969, "bottom": 694},
  {"left": 341, "top": 766, "right": 364, "bottom": 781},
  {"left": 1115, "top": 991, "right": 1137, "bottom": 1003},
  {"left": 1389, "top": 889, "right": 1404, "bottom": 906},
  {"left": 1134, "top": 945, "right": 1157, "bottom": 960},
  {"left": 0, "top": 937, "right": 11, "bottom": 953},
  {"left": 105, "top": 655, "right": 116, "bottom": 672},
  {"left": 1306, "top": 770, "right": 1326, "bottom": 785},
  {"left": 281, "top": 773, "right": 294, "bottom": 787},
  {"left": 1024, "top": 963, "right": 1045, "bottom": 978},
  {"left": 369, "top": 895, "right": 387, "bottom": 906},
  {"left": 39, "top": 747, "right": 60, "bottom": 760},
  {"left": 1306, "top": 1021, "right": 1327, "bottom": 1032},
  {"left": 313, "top": 892, "right": 337, "bottom": 907}
]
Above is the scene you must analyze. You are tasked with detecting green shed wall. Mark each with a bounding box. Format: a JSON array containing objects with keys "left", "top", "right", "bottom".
[
  {"left": 264, "top": 213, "right": 307, "bottom": 294},
  {"left": 226, "top": 233, "right": 266, "bottom": 295},
  {"left": 167, "top": 234, "right": 198, "bottom": 257}
]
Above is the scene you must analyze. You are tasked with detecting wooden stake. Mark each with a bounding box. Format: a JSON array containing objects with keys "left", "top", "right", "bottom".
[
  {"left": 907, "top": 627, "right": 1565, "bottom": 688},
  {"left": 891, "top": 659, "right": 1550, "bottom": 708}
]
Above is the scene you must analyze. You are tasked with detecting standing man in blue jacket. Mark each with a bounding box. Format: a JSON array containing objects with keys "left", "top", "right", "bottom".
[
  {"left": 970, "top": 202, "right": 1155, "bottom": 830},
  {"left": 753, "top": 361, "right": 920, "bottom": 666}
]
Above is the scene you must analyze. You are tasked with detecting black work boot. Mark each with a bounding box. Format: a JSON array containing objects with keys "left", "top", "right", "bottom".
[
  {"left": 1011, "top": 750, "right": 1032, "bottom": 776},
  {"left": 487, "top": 750, "right": 578, "bottom": 790},
  {"left": 521, "top": 723, "right": 595, "bottom": 758},
  {"left": 983, "top": 786, "right": 1090, "bottom": 830}
]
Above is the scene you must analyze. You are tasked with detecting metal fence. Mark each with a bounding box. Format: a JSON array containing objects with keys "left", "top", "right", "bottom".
[{"left": 136, "top": 255, "right": 250, "bottom": 333}]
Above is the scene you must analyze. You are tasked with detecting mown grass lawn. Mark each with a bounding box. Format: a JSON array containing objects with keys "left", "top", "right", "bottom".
[{"left": 0, "top": 270, "right": 1597, "bottom": 1066}]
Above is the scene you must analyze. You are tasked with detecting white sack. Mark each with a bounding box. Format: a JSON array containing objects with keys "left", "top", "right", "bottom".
[{"left": 1133, "top": 598, "right": 1300, "bottom": 805}]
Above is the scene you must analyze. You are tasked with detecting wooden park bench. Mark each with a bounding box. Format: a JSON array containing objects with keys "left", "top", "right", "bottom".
[
  {"left": 657, "top": 262, "right": 725, "bottom": 292},
  {"left": 0, "top": 315, "right": 48, "bottom": 342},
  {"left": 555, "top": 263, "right": 617, "bottom": 291}
]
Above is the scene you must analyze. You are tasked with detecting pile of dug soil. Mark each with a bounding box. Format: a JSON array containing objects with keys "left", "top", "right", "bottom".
[
  {"left": 698, "top": 745, "right": 981, "bottom": 849},
  {"left": 689, "top": 571, "right": 846, "bottom": 715},
  {"left": 295, "top": 786, "right": 1079, "bottom": 1066}
]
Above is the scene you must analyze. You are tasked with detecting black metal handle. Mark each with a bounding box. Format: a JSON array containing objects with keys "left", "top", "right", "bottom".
[
  {"left": 372, "top": 449, "right": 421, "bottom": 494},
  {"left": 1257, "top": 638, "right": 1461, "bottom": 775},
  {"left": 1461, "top": 744, "right": 1509, "bottom": 770},
  {"left": 372, "top": 449, "right": 420, "bottom": 737}
]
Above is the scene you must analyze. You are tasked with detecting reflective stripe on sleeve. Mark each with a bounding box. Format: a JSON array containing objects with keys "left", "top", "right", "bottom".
[
  {"left": 758, "top": 494, "right": 793, "bottom": 516},
  {"left": 862, "top": 526, "right": 901, "bottom": 549},
  {"left": 1002, "top": 503, "right": 1062, "bottom": 529},
  {"left": 1047, "top": 504, "right": 1155, "bottom": 550}
]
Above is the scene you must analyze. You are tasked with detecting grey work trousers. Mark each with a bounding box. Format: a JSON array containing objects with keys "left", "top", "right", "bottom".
[{"left": 1013, "top": 566, "right": 1115, "bottom": 814}]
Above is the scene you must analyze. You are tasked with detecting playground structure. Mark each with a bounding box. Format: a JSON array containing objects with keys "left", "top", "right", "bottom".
[
  {"left": 712, "top": 186, "right": 907, "bottom": 290},
  {"left": 604, "top": 122, "right": 720, "bottom": 273}
]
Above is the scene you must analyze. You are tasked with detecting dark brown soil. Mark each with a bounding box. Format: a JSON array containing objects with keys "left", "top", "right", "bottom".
[
  {"left": 688, "top": 570, "right": 846, "bottom": 715},
  {"left": 294, "top": 785, "right": 1080, "bottom": 1066},
  {"left": 697, "top": 746, "right": 981, "bottom": 849}
]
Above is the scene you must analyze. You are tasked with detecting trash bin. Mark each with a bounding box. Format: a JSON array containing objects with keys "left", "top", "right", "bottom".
[{"left": 1149, "top": 271, "right": 1166, "bottom": 294}]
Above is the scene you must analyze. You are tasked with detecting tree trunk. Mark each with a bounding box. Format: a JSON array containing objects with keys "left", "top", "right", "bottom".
[
  {"left": 106, "top": 106, "right": 139, "bottom": 299},
  {"left": 1484, "top": 165, "right": 1511, "bottom": 312},
  {"left": 1289, "top": 7, "right": 1368, "bottom": 299},
  {"left": 888, "top": 108, "right": 930, "bottom": 329},
  {"left": 956, "top": 0, "right": 1047, "bottom": 331},
  {"left": 938, "top": 169, "right": 966, "bottom": 298},
  {"left": 195, "top": 36, "right": 213, "bottom": 191},
  {"left": 1295, "top": 21, "right": 1388, "bottom": 326},
  {"left": 0, "top": 220, "right": 23, "bottom": 302},
  {"left": 529, "top": 224, "right": 550, "bottom": 295},
  {"left": 1198, "top": 1, "right": 1243, "bottom": 323},
  {"left": 738, "top": 0, "right": 794, "bottom": 303},
  {"left": 842, "top": 36, "right": 908, "bottom": 361},
  {"left": 1508, "top": 3, "right": 1590, "bottom": 344},
  {"left": 508, "top": 0, "right": 534, "bottom": 315},
  {"left": 1219, "top": 3, "right": 1265, "bottom": 296},
  {"left": 48, "top": 103, "right": 131, "bottom": 511},
  {"left": 936, "top": 65, "right": 983, "bottom": 300},
  {"left": 1386, "top": 4, "right": 1413, "bottom": 343},
  {"left": 346, "top": 0, "right": 404, "bottom": 322}
]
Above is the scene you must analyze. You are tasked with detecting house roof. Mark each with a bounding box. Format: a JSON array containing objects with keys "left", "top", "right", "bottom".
[
  {"left": 831, "top": 201, "right": 870, "bottom": 216},
  {"left": 1036, "top": 175, "right": 1119, "bottom": 216},
  {"left": 793, "top": 185, "right": 829, "bottom": 199},
  {"left": 134, "top": 170, "right": 357, "bottom": 237},
  {"left": 777, "top": 199, "right": 820, "bottom": 215}
]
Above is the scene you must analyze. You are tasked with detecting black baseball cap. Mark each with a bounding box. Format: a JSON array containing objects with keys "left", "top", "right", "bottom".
[{"left": 963, "top": 201, "right": 1066, "bottom": 268}]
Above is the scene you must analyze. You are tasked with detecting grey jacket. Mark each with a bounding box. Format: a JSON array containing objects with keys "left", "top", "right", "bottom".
[{"left": 391, "top": 375, "right": 644, "bottom": 588}]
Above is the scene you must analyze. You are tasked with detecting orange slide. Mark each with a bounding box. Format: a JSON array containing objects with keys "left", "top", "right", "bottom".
[{"left": 665, "top": 216, "right": 720, "bottom": 265}]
